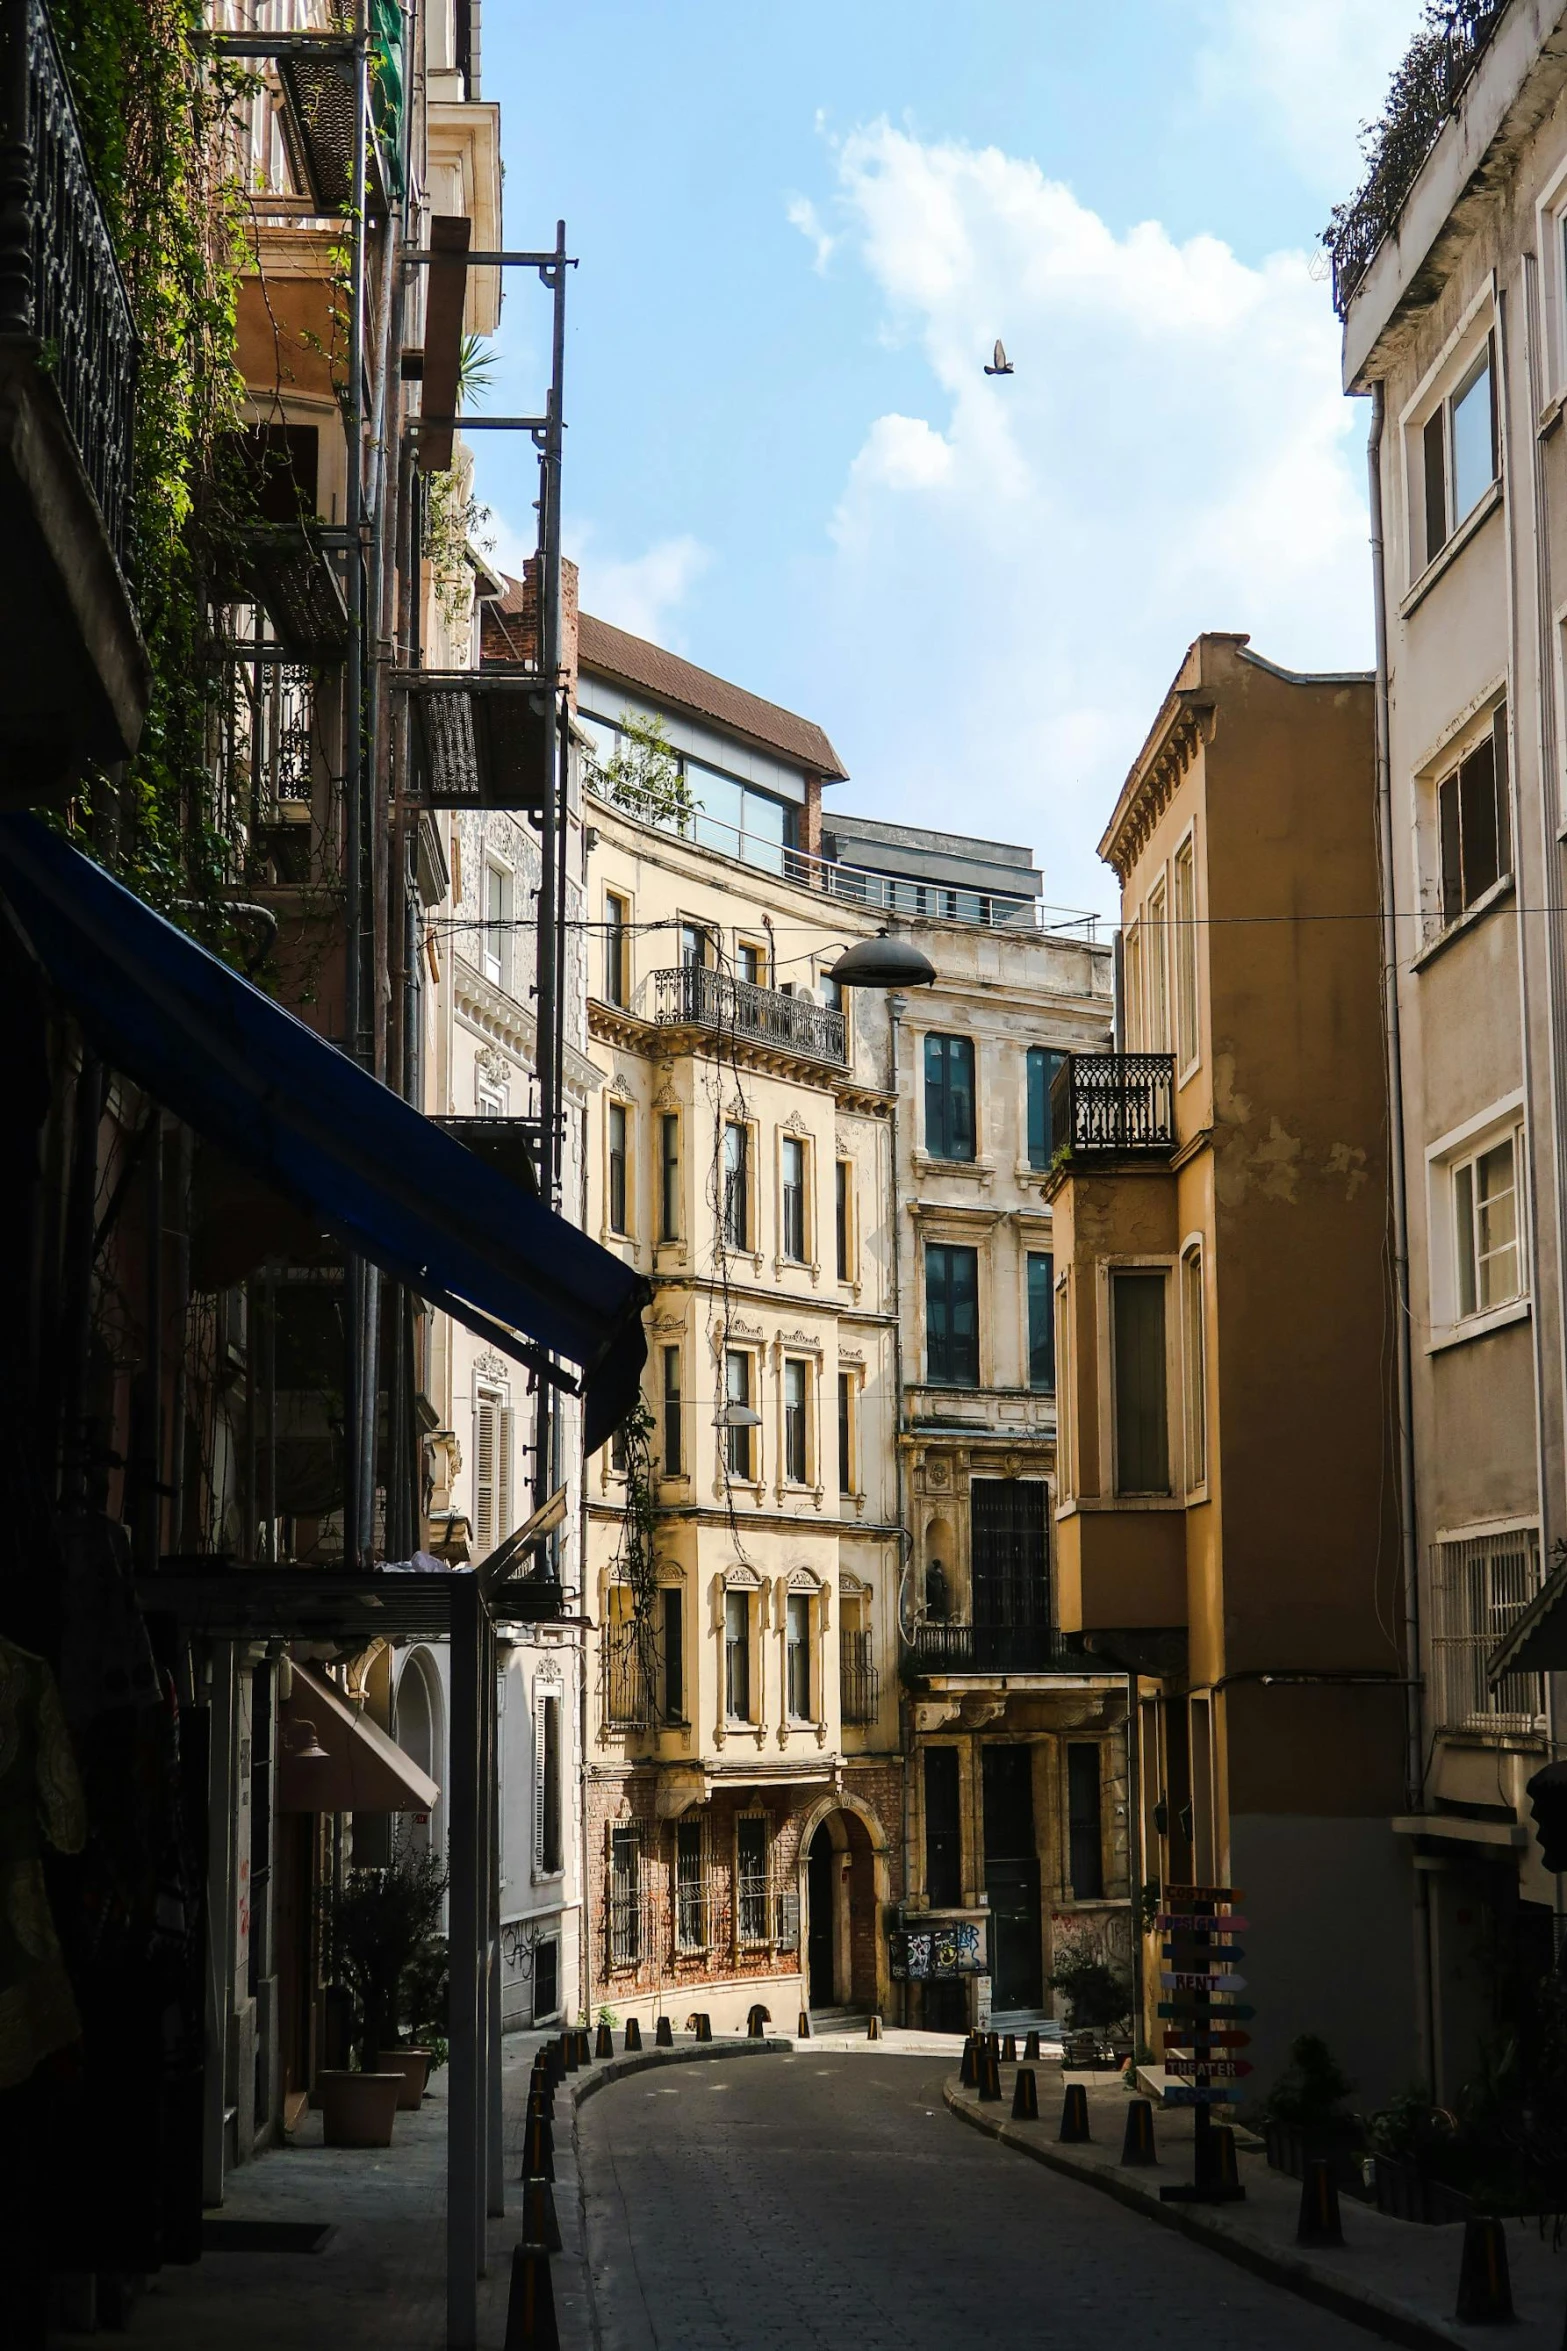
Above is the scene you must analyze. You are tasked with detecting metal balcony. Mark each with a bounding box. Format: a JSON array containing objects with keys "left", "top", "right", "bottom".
[
  {"left": 908, "top": 1622, "right": 1099, "bottom": 1676},
  {"left": 652, "top": 963, "right": 846, "bottom": 1067},
  {"left": 1050, "top": 1052, "right": 1176, "bottom": 1161},
  {"left": 0, "top": 0, "right": 147, "bottom": 788}
]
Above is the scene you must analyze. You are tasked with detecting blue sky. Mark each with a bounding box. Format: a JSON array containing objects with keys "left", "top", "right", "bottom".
[{"left": 475, "top": 1, "right": 1425, "bottom": 917}]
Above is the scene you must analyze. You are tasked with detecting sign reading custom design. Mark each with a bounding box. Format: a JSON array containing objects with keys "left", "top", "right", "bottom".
[
  {"left": 1157, "top": 1884, "right": 1251, "bottom": 2205},
  {"left": 890, "top": 1920, "right": 987, "bottom": 1979}
]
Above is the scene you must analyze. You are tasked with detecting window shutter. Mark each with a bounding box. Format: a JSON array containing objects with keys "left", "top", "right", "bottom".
[
  {"left": 474, "top": 1393, "right": 496, "bottom": 1552},
  {"left": 1487, "top": 330, "right": 1499, "bottom": 484},
  {"left": 1424, "top": 408, "right": 1448, "bottom": 564},
  {"left": 1493, "top": 702, "right": 1511, "bottom": 878},
  {"left": 1438, "top": 771, "right": 1463, "bottom": 926},
  {"left": 498, "top": 1402, "right": 514, "bottom": 1545}
]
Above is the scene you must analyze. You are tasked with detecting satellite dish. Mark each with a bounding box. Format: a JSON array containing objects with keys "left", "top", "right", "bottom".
[{"left": 984, "top": 339, "right": 1014, "bottom": 377}]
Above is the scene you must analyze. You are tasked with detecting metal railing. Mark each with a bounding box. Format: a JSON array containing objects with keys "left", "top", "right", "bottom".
[
  {"left": 0, "top": 0, "right": 137, "bottom": 577},
  {"left": 606, "top": 1887, "right": 655, "bottom": 1970},
  {"left": 840, "top": 1633, "right": 880, "bottom": 1724},
  {"left": 653, "top": 963, "right": 846, "bottom": 1066},
  {"left": 1431, "top": 1531, "right": 1546, "bottom": 1738},
  {"left": 1050, "top": 1052, "right": 1176, "bottom": 1159},
  {"left": 736, "top": 1873, "right": 800, "bottom": 1950},
  {"left": 908, "top": 1622, "right": 1098, "bottom": 1675}
]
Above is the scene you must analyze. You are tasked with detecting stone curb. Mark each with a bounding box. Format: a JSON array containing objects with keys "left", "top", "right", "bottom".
[{"left": 944, "top": 2078, "right": 1474, "bottom": 2351}]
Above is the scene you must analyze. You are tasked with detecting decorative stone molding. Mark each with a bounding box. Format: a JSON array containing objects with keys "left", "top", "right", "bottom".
[
  {"left": 474, "top": 1349, "right": 509, "bottom": 1381},
  {"left": 783, "top": 1109, "right": 810, "bottom": 1136}
]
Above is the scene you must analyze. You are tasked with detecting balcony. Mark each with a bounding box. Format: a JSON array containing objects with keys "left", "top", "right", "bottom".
[
  {"left": 653, "top": 963, "right": 846, "bottom": 1068},
  {"left": 599, "top": 1620, "right": 659, "bottom": 1730},
  {"left": 0, "top": 0, "right": 147, "bottom": 794},
  {"left": 907, "top": 1622, "right": 1101, "bottom": 1676},
  {"left": 841, "top": 1632, "right": 881, "bottom": 1725},
  {"left": 1050, "top": 1052, "right": 1176, "bottom": 1162}
]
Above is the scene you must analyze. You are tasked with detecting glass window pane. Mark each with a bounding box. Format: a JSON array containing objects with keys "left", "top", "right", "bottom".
[
  {"left": 1112, "top": 1270, "right": 1168, "bottom": 1494},
  {"left": 1027, "top": 1048, "right": 1064, "bottom": 1170},
  {"left": 1454, "top": 1159, "right": 1478, "bottom": 1318},
  {"left": 926, "top": 1243, "right": 979, "bottom": 1386},
  {"left": 1027, "top": 1252, "right": 1055, "bottom": 1390},
  {"left": 1451, "top": 351, "right": 1494, "bottom": 527},
  {"left": 1475, "top": 1138, "right": 1518, "bottom": 1308}
]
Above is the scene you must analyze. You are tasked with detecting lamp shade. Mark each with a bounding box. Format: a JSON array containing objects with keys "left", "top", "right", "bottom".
[
  {"left": 829, "top": 931, "right": 935, "bottom": 989},
  {"left": 713, "top": 1400, "right": 763, "bottom": 1429}
]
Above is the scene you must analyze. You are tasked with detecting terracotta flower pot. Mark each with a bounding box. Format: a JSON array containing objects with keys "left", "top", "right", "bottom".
[
  {"left": 317, "top": 2070, "right": 401, "bottom": 2148},
  {"left": 375, "top": 2047, "right": 432, "bottom": 2110}
]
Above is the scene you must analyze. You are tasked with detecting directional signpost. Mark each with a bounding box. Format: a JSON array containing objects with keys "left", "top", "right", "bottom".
[{"left": 1157, "top": 1883, "right": 1249, "bottom": 2203}]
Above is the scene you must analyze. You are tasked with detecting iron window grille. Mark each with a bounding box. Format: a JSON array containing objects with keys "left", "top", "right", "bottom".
[
  {"left": 840, "top": 1629, "right": 880, "bottom": 1724},
  {"left": 607, "top": 1828, "right": 645, "bottom": 1968},
  {"left": 1431, "top": 1531, "right": 1546, "bottom": 1738}
]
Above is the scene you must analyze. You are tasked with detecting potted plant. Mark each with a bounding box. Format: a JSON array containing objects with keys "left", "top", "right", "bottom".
[
  {"left": 1048, "top": 1942, "right": 1133, "bottom": 2067},
  {"left": 1262, "top": 2035, "right": 1361, "bottom": 2184},
  {"left": 318, "top": 1847, "right": 449, "bottom": 2138}
]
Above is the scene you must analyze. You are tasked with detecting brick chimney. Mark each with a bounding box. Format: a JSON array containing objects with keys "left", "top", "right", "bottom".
[{"left": 480, "top": 555, "right": 579, "bottom": 704}]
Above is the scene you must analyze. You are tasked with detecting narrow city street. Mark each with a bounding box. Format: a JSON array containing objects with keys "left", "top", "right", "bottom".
[{"left": 579, "top": 2055, "right": 1372, "bottom": 2351}]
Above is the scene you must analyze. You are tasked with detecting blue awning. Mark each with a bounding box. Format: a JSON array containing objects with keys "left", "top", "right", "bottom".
[{"left": 0, "top": 815, "right": 648, "bottom": 1453}]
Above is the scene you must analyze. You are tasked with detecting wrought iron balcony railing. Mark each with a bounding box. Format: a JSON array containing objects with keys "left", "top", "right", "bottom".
[
  {"left": 840, "top": 1633, "right": 880, "bottom": 1725},
  {"left": 599, "top": 1620, "right": 659, "bottom": 1729},
  {"left": 908, "top": 1622, "right": 1100, "bottom": 1676},
  {"left": 1050, "top": 1052, "right": 1176, "bottom": 1160},
  {"left": 652, "top": 963, "right": 846, "bottom": 1067},
  {"left": 0, "top": 0, "right": 136, "bottom": 578}
]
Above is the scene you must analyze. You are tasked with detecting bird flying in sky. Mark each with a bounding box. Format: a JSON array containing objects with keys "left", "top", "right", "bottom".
[{"left": 984, "top": 339, "right": 1014, "bottom": 376}]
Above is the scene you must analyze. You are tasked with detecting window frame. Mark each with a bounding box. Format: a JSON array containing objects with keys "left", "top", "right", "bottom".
[
  {"left": 724, "top": 1586, "right": 754, "bottom": 1722},
  {"left": 473, "top": 1378, "right": 514, "bottom": 1556},
  {"left": 661, "top": 1582, "right": 686, "bottom": 1724},
  {"left": 924, "top": 1238, "right": 981, "bottom": 1388},
  {"left": 1107, "top": 1261, "right": 1172, "bottom": 1499},
  {"left": 606, "top": 1098, "right": 630, "bottom": 1237},
  {"left": 1181, "top": 1241, "right": 1207, "bottom": 1492},
  {"left": 1427, "top": 1100, "right": 1529, "bottom": 1346},
  {"left": 533, "top": 1683, "right": 563, "bottom": 1878},
  {"left": 1144, "top": 875, "right": 1170, "bottom": 1053},
  {"left": 723, "top": 1347, "right": 758, "bottom": 1483},
  {"left": 659, "top": 1110, "right": 680, "bottom": 1243},
  {"left": 781, "top": 1356, "right": 811, "bottom": 1486},
  {"left": 481, "top": 855, "right": 512, "bottom": 991},
  {"left": 837, "top": 1368, "right": 857, "bottom": 1497},
  {"left": 1026, "top": 1249, "right": 1055, "bottom": 1393},
  {"left": 779, "top": 1132, "right": 809, "bottom": 1265},
  {"left": 785, "top": 1590, "right": 813, "bottom": 1722},
  {"left": 661, "top": 1343, "right": 683, "bottom": 1477},
  {"left": 721, "top": 1118, "right": 752, "bottom": 1252},
  {"left": 1422, "top": 334, "right": 1498, "bottom": 567},
  {"left": 603, "top": 887, "right": 631, "bottom": 1008},
  {"left": 923, "top": 1031, "right": 977, "bottom": 1163},
  {"left": 1026, "top": 1047, "right": 1065, "bottom": 1171},
  {"left": 1401, "top": 288, "right": 1501, "bottom": 593},
  {"left": 835, "top": 1157, "right": 854, "bottom": 1282},
  {"left": 1173, "top": 832, "right": 1199, "bottom": 1075}
]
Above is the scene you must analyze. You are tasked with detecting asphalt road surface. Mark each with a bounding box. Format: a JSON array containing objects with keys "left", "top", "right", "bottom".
[{"left": 578, "top": 2053, "right": 1375, "bottom": 2351}]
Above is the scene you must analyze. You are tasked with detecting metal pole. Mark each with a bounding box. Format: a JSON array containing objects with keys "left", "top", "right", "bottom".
[
  {"left": 486, "top": 1610, "right": 505, "bottom": 2219},
  {"left": 138, "top": 1110, "right": 165, "bottom": 1575},
  {"left": 533, "top": 222, "right": 567, "bottom": 1514},
  {"left": 447, "top": 1571, "right": 480, "bottom": 2348},
  {"left": 343, "top": 14, "right": 370, "bottom": 1567}
]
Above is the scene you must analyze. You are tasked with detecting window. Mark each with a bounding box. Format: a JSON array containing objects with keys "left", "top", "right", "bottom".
[
  {"left": 835, "top": 1160, "right": 852, "bottom": 1280},
  {"left": 476, "top": 1077, "right": 505, "bottom": 1119},
  {"left": 837, "top": 1371, "right": 855, "bottom": 1495},
  {"left": 680, "top": 921, "right": 711, "bottom": 968},
  {"left": 1424, "top": 334, "right": 1497, "bottom": 563},
  {"left": 1066, "top": 1744, "right": 1104, "bottom": 1900},
  {"left": 783, "top": 1359, "right": 809, "bottom": 1484},
  {"left": 737, "top": 939, "right": 763, "bottom": 985},
  {"left": 722, "top": 1121, "right": 749, "bottom": 1248},
  {"left": 924, "top": 1033, "right": 976, "bottom": 1161},
  {"left": 661, "top": 1346, "right": 682, "bottom": 1476},
  {"left": 786, "top": 1592, "right": 812, "bottom": 1719},
  {"left": 662, "top": 1585, "right": 685, "bottom": 1722},
  {"left": 1027, "top": 1251, "right": 1055, "bottom": 1391},
  {"left": 1026, "top": 1048, "right": 1065, "bottom": 1170},
  {"left": 535, "top": 1689, "right": 562, "bottom": 1875},
  {"left": 1431, "top": 1529, "right": 1545, "bottom": 1734},
  {"left": 604, "top": 889, "right": 630, "bottom": 1006},
  {"left": 1438, "top": 708, "right": 1510, "bottom": 925},
  {"left": 1123, "top": 924, "right": 1143, "bottom": 1050},
  {"left": 533, "top": 1935, "right": 559, "bottom": 2021},
  {"left": 1454, "top": 1129, "right": 1523, "bottom": 1317},
  {"left": 1182, "top": 1247, "right": 1207, "bottom": 1487},
  {"left": 659, "top": 1113, "right": 679, "bottom": 1241},
  {"left": 1173, "top": 839, "right": 1198, "bottom": 1068},
  {"left": 724, "top": 1589, "right": 752, "bottom": 1721},
  {"left": 607, "top": 1101, "right": 628, "bottom": 1235},
  {"left": 925, "top": 1242, "right": 979, "bottom": 1387},
  {"left": 1145, "top": 879, "right": 1169, "bottom": 1052},
  {"left": 473, "top": 1381, "right": 513, "bottom": 1554},
  {"left": 924, "top": 1746, "right": 962, "bottom": 1908},
  {"left": 723, "top": 1350, "right": 755, "bottom": 1480},
  {"left": 781, "top": 1136, "right": 807, "bottom": 1261},
  {"left": 609, "top": 1827, "right": 641, "bottom": 1965},
  {"left": 1111, "top": 1269, "right": 1169, "bottom": 1495},
  {"left": 482, "top": 861, "right": 510, "bottom": 989},
  {"left": 675, "top": 1816, "right": 706, "bottom": 1949},
  {"left": 736, "top": 1816, "right": 769, "bottom": 1943}
]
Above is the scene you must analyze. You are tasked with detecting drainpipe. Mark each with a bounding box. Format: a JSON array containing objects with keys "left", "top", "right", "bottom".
[
  {"left": 1368, "top": 380, "right": 1435, "bottom": 2090},
  {"left": 887, "top": 990, "right": 915, "bottom": 2025}
]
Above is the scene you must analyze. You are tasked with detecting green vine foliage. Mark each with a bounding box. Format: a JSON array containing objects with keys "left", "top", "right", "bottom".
[{"left": 49, "top": 0, "right": 252, "bottom": 950}]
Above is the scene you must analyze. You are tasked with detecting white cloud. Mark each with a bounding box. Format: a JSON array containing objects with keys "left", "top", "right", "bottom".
[
  {"left": 1192, "top": 0, "right": 1425, "bottom": 196},
  {"left": 808, "top": 123, "right": 1380, "bottom": 918},
  {"left": 571, "top": 530, "right": 712, "bottom": 646},
  {"left": 786, "top": 194, "right": 837, "bottom": 274}
]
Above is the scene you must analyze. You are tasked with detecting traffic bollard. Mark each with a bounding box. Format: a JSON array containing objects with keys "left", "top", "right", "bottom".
[
  {"left": 561, "top": 2031, "right": 579, "bottom": 2075},
  {"left": 655, "top": 2016, "right": 673, "bottom": 2047},
  {"left": 1058, "top": 2083, "right": 1091, "bottom": 2143},
  {"left": 1213, "top": 2126, "right": 1240, "bottom": 2192},
  {"left": 575, "top": 2029, "right": 592, "bottom": 2067},
  {"left": 1012, "top": 2067, "right": 1039, "bottom": 2121},
  {"left": 1121, "top": 2098, "right": 1157, "bottom": 2167},
  {"left": 866, "top": 2013, "right": 882, "bottom": 2040},
  {"left": 1455, "top": 2216, "right": 1514, "bottom": 2323},
  {"left": 1296, "top": 2159, "right": 1343, "bottom": 2247},
  {"left": 521, "top": 2101, "right": 554, "bottom": 2184},
  {"left": 521, "top": 2173, "right": 562, "bottom": 2254},
  {"left": 529, "top": 2062, "right": 554, "bottom": 2118},
  {"left": 697, "top": 2012, "right": 712, "bottom": 2042},
  {"left": 959, "top": 2034, "right": 979, "bottom": 2089},
  {"left": 1001, "top": 2033, "right": 1017, "bottom": 2064},
  {"left": 504, "top": 2246, "right": 559, "bottom": 2351},
  {"left": 623, "top": 2018, "right": 642, "bottom": 2052},
  {"left": 978, "top": 2039, "right": 1003, "bottom": 2101},
  {"left": 797, "top": 2010, "right": 811, "bottom": 2039},
  {"left": 747, "top": 2004, "right": 770, "bottom": 2039},
  {"left": 594, "top": 2021, "right": 614, "bottom": 2059},
  {"left": 1024, "top": 2030, "right": 1041, "bottom": 2062},
  {"left": 546, "top": 2037, "right": 565, "bottom": 2086}
]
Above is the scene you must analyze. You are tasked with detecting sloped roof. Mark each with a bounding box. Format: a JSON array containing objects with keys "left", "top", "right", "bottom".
[{"left": 576, "top": 610, "right": 848, "bottom": 781}]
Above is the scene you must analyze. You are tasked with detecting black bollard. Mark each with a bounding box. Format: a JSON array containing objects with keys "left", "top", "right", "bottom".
[
  {"left": 797, "top": 2010, "right": 812, "bottom": 2039},
  {"left": 1024, "top": 2030, "right": 1041, "bottom": 2062},
  {"left": 1213, "top": 2126, "right": 1240, "bottom": 2193},
  {"left": 504, "top": 2246, "right": 560, "bottom": 2351},
  {"left": 696, "top": 2013, "right": 713, "bottom": 2043},
  {"left": 561, "top": 2031, "right": 579, "bottom": 2075},
  {"left": 575, "top": 2029, "right": 592, "bottom": 2067},
  {"left": 1121, "top": 2098, "right": 1157, "bottom": 2167},
  {"left": 655, "top": 2016, "right": 673, "bottom": 2047},
  {"left": 521, "top": 2173, "right": 563, "bottom": 2255},
  {"left": 978, "top": 2039, "right": 1003, "bottom": 2101},
  {"left": 1296, "top": 2159, "right": 1343, "bottom": 2247},
  {"left": 529, "top": 2062, "right": 554, "bottom": 2119},
  {"left": 1455, "top": 2216, "right": 1514, "bottom": 2323},
  {"left": 623, "top": 2018, "right": 642, "bottom": 2052},
  {"left": 747, "top": 2004, "right": 770, "bottom": 2040},
  {"left": 546, "top": 2037, "right": 565, "bottom": 2087},
  {"left": 866, "top": 2014, "right": 882, "bottom": 2041},
  {"left": 521, "top": 2100, "right": 554, "bottom": 2183},
  {"left": 1012, "top": 2067, "right": 1039, "bottom": 2121},
  {"left": 594, "top": 2021, "right": 614, "bottom": 2060},
  {"left": 1001, "top": 2033, "right": 1018, "bottom": 2065},
  {"left": 1059, "top": 2083, "right": 1091, "bottom": 2143},
  {"left": 959, "top": 2035, "right": 979, "bottom": 2089}
]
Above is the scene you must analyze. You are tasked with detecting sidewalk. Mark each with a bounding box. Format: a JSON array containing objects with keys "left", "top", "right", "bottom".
[{"left": 946, "top": 2067, "right": 1567, "bottom": 2351}]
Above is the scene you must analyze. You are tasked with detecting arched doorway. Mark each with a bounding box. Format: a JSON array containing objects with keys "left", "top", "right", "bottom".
[
  {"left": 803, "top": 1806, "right": 882, "bottom": 2013},
  {"left": 394, "top": 1647, "right": 444, "bottom": 1868}
]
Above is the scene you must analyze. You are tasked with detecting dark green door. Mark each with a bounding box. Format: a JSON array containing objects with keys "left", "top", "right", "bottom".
[{"left": 983, "top": 1744, "right": 1042, "bottom": 2009}]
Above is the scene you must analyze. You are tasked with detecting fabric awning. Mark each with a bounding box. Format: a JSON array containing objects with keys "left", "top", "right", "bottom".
[
  {"left": 279, "top": 1663, "right": 440, "bottom": 1813},
  {"left": 0, "top": 815, "right": 648, "bottom": 1452}
]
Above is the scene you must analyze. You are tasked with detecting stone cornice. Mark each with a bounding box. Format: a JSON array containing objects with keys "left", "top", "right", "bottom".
[{"left": 1098, "top": 692, "right": 1214, "bottom": 884}]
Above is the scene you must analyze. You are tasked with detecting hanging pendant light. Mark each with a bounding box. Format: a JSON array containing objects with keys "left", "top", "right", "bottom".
[{"left": 828, "top": 929, "right": 936, "bottom": 989}]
